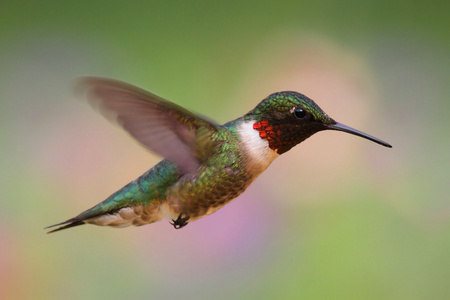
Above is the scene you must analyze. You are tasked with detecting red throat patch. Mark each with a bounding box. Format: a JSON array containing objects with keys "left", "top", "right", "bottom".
[{"left": 253, "top": 120, "right": 282, "bottom": 152}]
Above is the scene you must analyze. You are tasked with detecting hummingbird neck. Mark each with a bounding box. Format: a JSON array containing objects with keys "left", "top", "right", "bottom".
[{"left": 236, "top": 119, "right": 279, "bottom": 176}]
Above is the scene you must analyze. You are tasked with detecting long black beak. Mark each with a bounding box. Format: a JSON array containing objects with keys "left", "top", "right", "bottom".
[{"left": 327, "top": 122, "right": 392, "bottom": 148}]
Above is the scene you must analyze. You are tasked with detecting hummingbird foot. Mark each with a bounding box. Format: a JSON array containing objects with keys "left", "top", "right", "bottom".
[{"left": 170, "top": 214, "right": 190, "bottom": 229}]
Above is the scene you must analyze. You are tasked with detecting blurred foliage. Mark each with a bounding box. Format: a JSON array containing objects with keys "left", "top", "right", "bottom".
[{"left": 0, "top": 0, "right": 449, "bottom": 299}]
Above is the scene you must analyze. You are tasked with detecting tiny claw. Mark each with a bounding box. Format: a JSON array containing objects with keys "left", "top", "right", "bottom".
[{"left": 170, "top": 214, "right": 190, "bottom": 229}]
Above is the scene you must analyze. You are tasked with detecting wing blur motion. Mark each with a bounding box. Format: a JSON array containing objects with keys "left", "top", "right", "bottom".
[{"left": 75, "top": 77, "right": 218, "bottom": 174}]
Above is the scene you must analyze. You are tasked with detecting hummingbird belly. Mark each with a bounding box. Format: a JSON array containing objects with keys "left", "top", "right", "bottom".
[
  {"left": 163, "top": 149, "right": 253, "bottom": 222},
  {"left": 85, "top": 203, "right": 164, "bottom": 227}
]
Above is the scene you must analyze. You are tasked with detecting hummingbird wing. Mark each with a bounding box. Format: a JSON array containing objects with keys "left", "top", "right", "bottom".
[{"left": 75, "top": 77, "right": 218, "bottom": 174}]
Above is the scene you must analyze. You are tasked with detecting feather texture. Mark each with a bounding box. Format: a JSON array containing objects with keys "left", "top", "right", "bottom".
[{"left": 75, "top": 77, "right": 218, "bottom": 174}]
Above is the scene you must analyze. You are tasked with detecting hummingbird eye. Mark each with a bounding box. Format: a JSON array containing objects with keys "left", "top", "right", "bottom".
[{"left": 293, "top": 107, "right": 306, "bottom": 119}]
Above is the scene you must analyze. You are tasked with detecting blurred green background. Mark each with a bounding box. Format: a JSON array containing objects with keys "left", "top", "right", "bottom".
[{"left": 1, "top": 0, "right": 449, "bottom": 299}]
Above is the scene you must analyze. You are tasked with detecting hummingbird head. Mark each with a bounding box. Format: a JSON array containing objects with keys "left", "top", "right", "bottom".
[{"left": 246, "top": 91, "right": 391, "bottom": 154}]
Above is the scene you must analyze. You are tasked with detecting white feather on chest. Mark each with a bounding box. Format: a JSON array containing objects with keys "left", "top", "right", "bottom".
[{"left": 236, "top": 120, "right": 279, "bottom": 178}]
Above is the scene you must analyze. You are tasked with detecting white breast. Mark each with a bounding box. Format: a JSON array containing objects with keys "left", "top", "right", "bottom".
[{"left": 236, "top": 120, "right": 279, "bottom": 177}]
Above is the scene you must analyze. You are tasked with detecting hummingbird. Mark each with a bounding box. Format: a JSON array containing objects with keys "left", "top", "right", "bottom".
[{"left": 46, "top": 77, "right": 391, "bottom": 233}]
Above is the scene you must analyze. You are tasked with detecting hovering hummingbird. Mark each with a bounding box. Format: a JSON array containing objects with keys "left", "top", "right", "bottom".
[{"left": 46, "top": 77, "right": 391, "bottom": 233}]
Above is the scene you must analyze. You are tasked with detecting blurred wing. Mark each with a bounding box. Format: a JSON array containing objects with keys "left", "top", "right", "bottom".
[{"left": 75, "top": 77, "right": 218, "bottom": 174}]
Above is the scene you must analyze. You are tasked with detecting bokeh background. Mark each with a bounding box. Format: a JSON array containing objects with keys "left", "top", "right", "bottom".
[{"left": 1, "top": 1, "right": 449, "bottom": 299}]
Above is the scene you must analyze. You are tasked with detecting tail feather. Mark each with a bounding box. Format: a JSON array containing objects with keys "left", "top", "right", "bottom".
[{"left": 45, "top": 219, "right": 85, "bottom": 234}]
